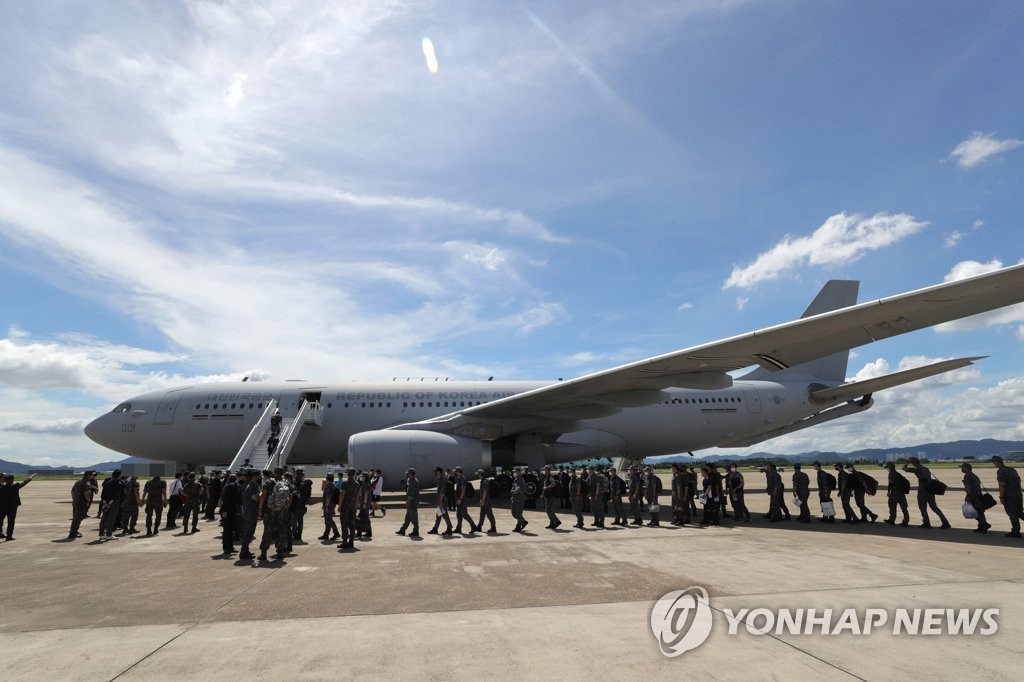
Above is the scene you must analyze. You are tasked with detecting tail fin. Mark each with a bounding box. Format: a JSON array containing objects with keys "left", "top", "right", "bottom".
[{"left": 741, "top": 280, "right": 859, "bottom": 382}]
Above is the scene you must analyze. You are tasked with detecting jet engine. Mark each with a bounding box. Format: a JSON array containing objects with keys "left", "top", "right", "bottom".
[{"left": 347, "top": 430, "right": 491, "bottom": 491}]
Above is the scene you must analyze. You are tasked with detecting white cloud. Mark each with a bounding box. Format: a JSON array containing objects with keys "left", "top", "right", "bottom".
[
  {"left": 972, "top": 219, "right": 984, "bottom": 230},
  {"left": 950, "top": 132, "right": 1024, "bottom": 169},
  {"left": 944, "top": 230, "right": 962, "bottom": 248},
  {"left": 677, "top": 302, "right": 694, "bottom": 312},
  {"left": 2, "top": 419, "right": 90, "bottom": 436},
  {"left": 935, "top": 259, "right": 1024, "bottom": 334},
  {"left": 735, "top": 297, "right": 749, "bottom": 311},
  {"left": 724, "top": 212, "right": 927, "bottom": 289}
]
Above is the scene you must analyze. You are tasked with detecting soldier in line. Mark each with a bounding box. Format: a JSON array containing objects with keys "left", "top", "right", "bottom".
[
  {"left": 608, "top": 467, "right": 626, "bottom": 526},
  {"left": 589, "top": 466, "right": 606, "bottom": 529},
  {"left": 453, "top": 467, "right": 478, "bottom": 533},
  {"left": 670, "top": 463, "right": 686, "bottom": 526},
  {"left": 119, "top": 475, "right": 142, "bottom": 535},
  {"left": 628, "top": 465, "right": 644, "bottom": 525},
  {"left": 992, "top": 455, "right": 1024, "bottom": 538},
  {"left": 292, "top": 468, "right": 311, "bottom": 542},
  {"left": 428, "top": 467, "right": 454, "bottom": 536},
  {"left": 835, "top": 463, "right": 858, "bottom": 524},
  {"left": 813, "top": 461, "right": 836, "bottom": 523},
  {"left": 445, "top": 468, "right": 457, "bottom": 512},
  {"left": 182, "top": 472, "right": 203, "bottom": 534},
  {"left": 319, "top": 473, "right": 340, "bottom": 542},
  {"left": 218, "top": 472, "right": 242, "bottom": 555},
  {"left": 644, "top": 466, "right": 662, "bottom": 527},
  {"left": 710, "top": 463, "right": 728, "bottom": 519},
  {"left": 847, "top": 464, "right": 878, "bottom": 523},
  {"left": 204, "top": 471, "right": 223, "bottom": 522},
  {"left": 476, "top": 469, "right": 497, "bottom": 534},
  {"left": 882, "top": 462, "right": 910, "bottom": 527},
  {"left": 903, "top": 457, "right": 951, "bottom": 529},
  {"left": 257, "top": 467, "right": 293, "bottom": 562},
  {"left": 239, "top": 470, "right": 261, "bottom": 561},
  {"left": 141, "top": 474, "right": 166, "bottom": 536},
  {"left": 98, "top": 469, "right": 125, "bottom": 540},
  {"left": 699, "top": 465, "right": 719, "bottom": 526},
  {"left": 0, "top": 473, "right": 35, "bottom": 541},
  {"left": 67, "top": 470, "right": 96, "bottom": 540},
  {"left": 792, "top": 464, "right": 811, "bottom": 523},
  {"left": 961, "top": 462, "right": 991, "bottom": 533},
  {"left": 270, "top": 408, "right": 282, "bottom": 437},
  {"left": 726, "top": 463, "right": 751, "bottom": 523},
  {"left": 541, "top": 466, "right": 562, "bottom": 530},
  {"left": 765, "top": 463, "right": 786, "bottom": 522},
  {"left": 569, "top": 467, "right": 585, "bottom": 528},
  {"left": 395, "top": 468, "right": 420, "bottom": 537},
  {"left": 559, "top": 466, "right": 571, "bottom": 510},
  {"left": 356, "top": 471, "right": 373, "bottom": 540},
  {"left": 510, "top": 468, "right": 528, "bottom": 532},
  {"left": 337, "top": 468, "right": 361, "bottom": 548},
  {"left": 687, "top": 466, "right": 699, "bottom": 518}
]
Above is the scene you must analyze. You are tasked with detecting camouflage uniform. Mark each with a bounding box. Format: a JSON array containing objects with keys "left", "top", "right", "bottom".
[
  {"left": 120, "top": 477, "right": 141, "bottom": 533},
  {"left": 143, "top": 477, "right": 165, "bottom": 535},
  {"left": 182, "top": 478, "right": 203, "bottom": 532},
  {"left": 259, "top": 477, "right": 293, "bottom": 558}
]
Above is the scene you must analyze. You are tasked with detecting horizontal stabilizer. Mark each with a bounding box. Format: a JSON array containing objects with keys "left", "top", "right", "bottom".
[{"left": 810, "top": 356, "right": 984, "bottom": 404}]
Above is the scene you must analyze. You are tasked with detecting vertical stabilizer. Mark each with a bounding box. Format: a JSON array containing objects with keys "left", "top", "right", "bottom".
[{"left": 741, "top": 280, "right": 859, "bottom": 382}]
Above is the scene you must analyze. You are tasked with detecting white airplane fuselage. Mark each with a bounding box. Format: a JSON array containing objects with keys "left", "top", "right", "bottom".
[{"left": 84, "top": 378, "right": 833, "bottom": 473}]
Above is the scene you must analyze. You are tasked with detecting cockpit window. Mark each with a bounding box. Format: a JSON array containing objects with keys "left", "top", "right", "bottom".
[{"left": 112, "top": 402, "right": 132, "bottom": 414}]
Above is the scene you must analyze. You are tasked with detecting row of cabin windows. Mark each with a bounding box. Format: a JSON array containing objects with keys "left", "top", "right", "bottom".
[
  {"left": 666, "top": 397, "right": 743, "bottom": 405},
  {"left": 340, "top": 401, "right": 488, "bottom": 409}
]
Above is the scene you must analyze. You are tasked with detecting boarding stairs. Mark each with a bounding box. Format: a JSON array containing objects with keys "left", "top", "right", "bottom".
[
  {"left": 267, "top": 399, "right": 323, "bottom": 469},
  {"left": 227, "top": 400, "right": 279, "bottom": 472}
]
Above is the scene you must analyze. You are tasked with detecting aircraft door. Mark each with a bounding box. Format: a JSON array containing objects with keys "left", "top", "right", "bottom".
[
  {"left": 153, "top": 391, "right": 185, "bottom": 425},
  {"left": 743, "top": 389, "right": 762, "bottom": 414}
]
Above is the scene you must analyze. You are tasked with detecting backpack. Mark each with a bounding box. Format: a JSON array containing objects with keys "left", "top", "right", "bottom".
[
  {"left": 927, "top": 478, "right": 947, "bottom": 496},
  {"left": 893, "top": 472, "right": 911, "bottom": 495},
  {"left": 331, "top": 485, "right": 341, "bottom": 506},
  {"left": 825, "top": 472, "right": 837, "bottom": 492},
  {"left": 268, "top": 479, "right": 292, "bottom": 512},
  {"left": 859, "top": 472, "right": 878, "bottom": 496},
  {"left": 465, "top": 481, "right": 475, "bottom": 498}
]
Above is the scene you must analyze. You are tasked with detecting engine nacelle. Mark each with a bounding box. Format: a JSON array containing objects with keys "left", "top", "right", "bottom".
[{"left": 348, "top": 430, "right": 491, "bottom": 491}]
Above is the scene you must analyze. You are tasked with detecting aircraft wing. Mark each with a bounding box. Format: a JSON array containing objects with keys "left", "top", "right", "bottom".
[
  {"left": 392, "top": 262, "right": 1024, "bottom": 435},
  {"left": 808, "top": 356, "right": 984, "bottom": 404}
]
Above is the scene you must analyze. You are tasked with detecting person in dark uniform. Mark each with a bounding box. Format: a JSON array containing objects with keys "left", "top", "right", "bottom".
[
  {"left": 558, "top": 466, "right": 571, "bottom": 510},
  {"left": 337, "top": 469, "right": 360, "bottom": 548},
  {"left": 356, "top": 471, "right": 373, "bottom": 540},
  {"left": 205, "top": 471, "right": 223, "bottom": 522},
  {"left": 589, "top": 466, "right": 606, "bottom": 528},
  {"left": 765, "top": 463, "right": 786, "bottom": 522},
  {"left": 182, "top": 473, "right": 203, "bottom": 533},
  {"left": 68, "top": 470, "right": 96, "bottom": 540},
  {"left": 903, "top": 457, "right": 951, "bottom": 529},
  {"left": 628, "top": 466, "right": 644, "bottom": 525},
  {"left": 835, "top": 463, "right": 857, "bottom": 523},
  {"left": 992, "top": 455, "right": 1024, "bottom": 538},
  {"left": 476, "top": 469, "right": 497, "bottom": 533},
  {"left": 569, "top": 467, "right": 585, "bottom": 528},
  {"left": 726, "top": 463, "right": 750, "bottom": 523},
  {"left": 687, "top": 466, "right": 699, "bottom": 517},
  {"left": 669, "top": 464, "right": 685, "bottom": 525},
  {"left": 445, "top": 469, "right": 457, "bottom": 512},
  {"left": 699, "top": 465, "right": 719, "bottom": 526},
  {"left": 99, "top": 470, "right": 125, "bottom": 540},
  {"left": 453, "top": 467, "right": 478, "bottom": 533},
  {"left": 239, "top": 471, "right": 261, "bottom": 560},
  {"left": 792, "top": 464, "right": 811, "bottom": 523},
  {"left": 960, "top": 462, "right": 991, "bottom": 533},
  {"left": 0, "top": 473, "right": 35, "bottom": 541},
  {"left": 810, "top": 461, "right": 833, "bottom": 523},
  {"left": 396, "top": 468, "right": 420, "bottom": 537},
  {"left": 710, "top": 463, "right": 728, "bottom": 519},
  {"left": 429, "top": 467, "right": 454, "bottom": 536},
  {"left": 219, "top": 473, "right": 242, "bottom": 555},
  {"left": 258, "top": 467, "right": 293, "bottom": 561},
  {"left": 119, "top": 475, "right": 141, "bottom": 535},
  {"left": 270, "top": 408, "right": 282, "bottom": 437},
  {"left": 644, "top": 466, "right": 662, "bottom": 526},
  {"left": 510, "top": 468, "right": 528, "bottom": 532},
  {"left": 847, "top": 464, "right": 878, "bottom": 523},
  {"left": 882, "top": 462, "right": 910, "bottom": 526},
  {"left": 608, "top": 467, "right": 626, "bottom": 526},
  {"left": 541, "top": 466, "right": 561, "bottom": 529},
  {"left": 319, "top": 473, "right": 340, "bottom": 542}
]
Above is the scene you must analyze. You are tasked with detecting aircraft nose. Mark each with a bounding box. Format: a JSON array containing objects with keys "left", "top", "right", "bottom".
[{"left": 84, "top": 415, "right": 108, "bottom": 446}]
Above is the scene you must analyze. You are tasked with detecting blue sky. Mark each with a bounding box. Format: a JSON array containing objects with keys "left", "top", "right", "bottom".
[{"left": 1, "top": 1, "right": 1023, "bottom": 466}]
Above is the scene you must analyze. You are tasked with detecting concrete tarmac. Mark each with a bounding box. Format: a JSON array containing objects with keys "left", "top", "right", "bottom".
[{"left": 1, "top": 472, "right": 1022, "bottom": 681}]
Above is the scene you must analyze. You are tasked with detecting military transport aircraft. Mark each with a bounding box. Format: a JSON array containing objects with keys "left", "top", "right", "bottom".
[{"left": 85, "top": 263, "right": 1024, "bottom": 490}]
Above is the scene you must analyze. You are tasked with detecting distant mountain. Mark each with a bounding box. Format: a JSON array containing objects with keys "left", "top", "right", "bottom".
[{"left": 0, "top": 456, "right": 152, "bottom": 474}]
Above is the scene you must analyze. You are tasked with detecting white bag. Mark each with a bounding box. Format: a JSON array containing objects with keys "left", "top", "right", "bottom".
[
  {"left": 435, "top": 505, "right": 444, "bottom": 517},
  {"left": 649, "top": 504, "right": 660, "bottom": 513},
  {"left": 820, "top": 500, "right": 836, "bottom": 516},
  {"left": 793, "top": 497, "right": 802, "bottom": 507},
  {"left": 698, "top": 493, "right": 708, "bottom": 505},
  {"left": 962, "top": 501, "right": 978, "bottom": 519}
]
